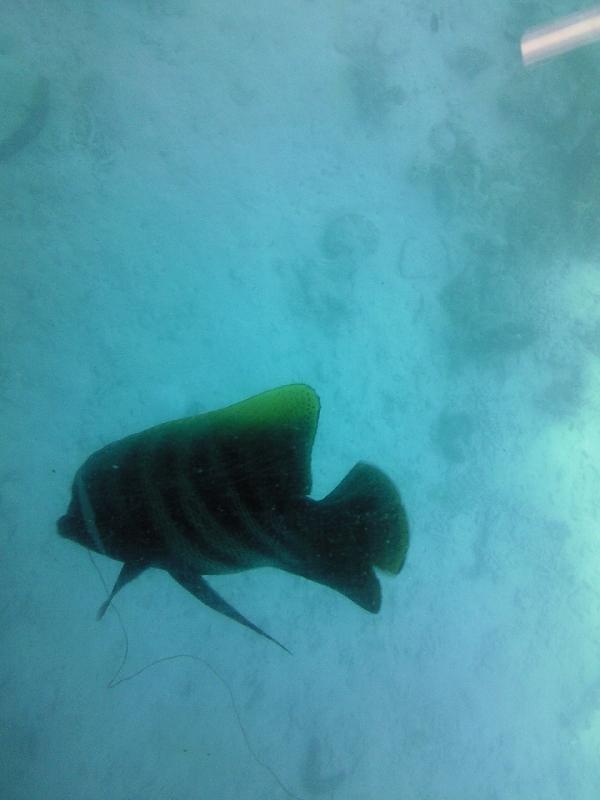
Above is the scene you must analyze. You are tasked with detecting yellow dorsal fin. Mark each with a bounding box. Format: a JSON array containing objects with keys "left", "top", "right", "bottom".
[{"left": 148, "top": 384, "right": 321, "bottom": 498}]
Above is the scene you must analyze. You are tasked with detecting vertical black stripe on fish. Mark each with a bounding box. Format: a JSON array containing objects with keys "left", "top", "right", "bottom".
[
  {"left": 175, "top": 436, "right": 250, "bottom": 570},
  {"left": 194, "top": 435, "right": 281, "bottom": 565},
  {"left": 101, "top": 437, "right": 162, "bottom": 559},
  {"left": 244, "top": 485, "right": 312, "bottom": 571},
  {"left": 81, "top": 448, "right": 127, "bottom": 549},
  {"left": 224, "top": 484, "right": 280, "bottom": 565},
  {"left": 75, "top": 469, "right": 106, "bottom": 556},
  {"left": 201, "top": 435, "right": 303, "bottom": 567},
  {"left": 151, "top": 434, "right": 242, "bottom": 571},
  {"left": 177, "top": 441, "right": 252, "bottom": 570},
  {"left": 136, "top": 432, "right": 187, "bottom": 548},
  {"left": 221, "top": 434, "right": 301, "bottom": 555},
  {"left": 184, "top": 436, "right": 252, "bottom": 557}
]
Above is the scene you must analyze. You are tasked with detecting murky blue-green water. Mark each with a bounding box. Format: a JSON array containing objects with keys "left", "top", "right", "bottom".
[{"left": 2, "top": 2, "right": 599, "bottom": 798}]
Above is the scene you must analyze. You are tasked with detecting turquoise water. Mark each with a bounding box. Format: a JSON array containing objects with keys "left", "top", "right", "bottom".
[{"left": 2, "top": 2, "right": 600, "bottom": 798}]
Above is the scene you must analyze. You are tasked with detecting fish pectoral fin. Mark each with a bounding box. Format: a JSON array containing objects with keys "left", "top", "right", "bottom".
[
  {"left": 169, "top": 568, "right": 291, "bottom": 655},
  {"left": 97, "top": 561, "right": 146, "bottom": 620}
]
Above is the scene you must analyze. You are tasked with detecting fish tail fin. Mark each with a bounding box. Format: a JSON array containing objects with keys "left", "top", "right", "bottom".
[{"left": 311, "top": 463, "right": 409, "bottom": 612}]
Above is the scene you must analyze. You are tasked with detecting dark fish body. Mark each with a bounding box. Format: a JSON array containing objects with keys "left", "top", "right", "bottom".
[{"left": 58, "top": 385, "right": 409, "bottom": 649}]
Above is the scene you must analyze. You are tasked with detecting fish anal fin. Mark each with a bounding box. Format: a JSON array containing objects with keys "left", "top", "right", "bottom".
[{"left": 169, "top": 567, "right": 291, "bottom": 654}]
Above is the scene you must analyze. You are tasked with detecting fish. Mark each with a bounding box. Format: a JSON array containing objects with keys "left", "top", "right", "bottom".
[{"left": 58, "top": 384, "right": 409, "bottom": 651}]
